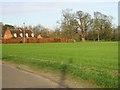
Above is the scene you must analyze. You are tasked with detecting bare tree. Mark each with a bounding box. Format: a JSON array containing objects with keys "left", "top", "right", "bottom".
[
  {"left": 33, "top": 24, "right": 45, "bottom": 36},
  {"left": 94, "top": 12, "right": 113, "bottom": 41},
  {"left": 60, "top": 9, "right": 78, "bottom": 39},
  {"left": 76, "top": 11, "right": 93, "bottom": 41}
]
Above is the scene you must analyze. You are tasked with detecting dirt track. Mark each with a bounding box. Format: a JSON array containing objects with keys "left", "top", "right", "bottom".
[{"left": 2, "top": 64, "right": 61, "bottom": 88}]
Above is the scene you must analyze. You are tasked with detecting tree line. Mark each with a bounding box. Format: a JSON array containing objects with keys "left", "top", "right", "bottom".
[
  {"left": 2, "top": 9, "right": 119, "bottom": 41},
  {"left": 32, "top": 9, "right": 118, "bottom": 41},
  {"left": 59, "top": 9, "right": 118, "bottom": 41}
]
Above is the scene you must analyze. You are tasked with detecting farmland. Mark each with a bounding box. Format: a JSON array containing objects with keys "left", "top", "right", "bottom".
[{"left": 2, "top": 42, "right": 118, "bottom": 88}]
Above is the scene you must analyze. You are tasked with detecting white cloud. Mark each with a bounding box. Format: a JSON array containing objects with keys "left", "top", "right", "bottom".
[
  {"left": 2, "top": 2, "right": 61, "bottom": 14},
  {"left": 1, "top": 1, "right": 118, "bottom": 15},
  {"left": 3, "top": 7, "right": 59, "bottom": 14},
  {"left": 1, "top": 0, "right": 119, "bottom": 2}
]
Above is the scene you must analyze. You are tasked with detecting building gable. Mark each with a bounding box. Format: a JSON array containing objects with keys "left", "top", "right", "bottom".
[{"left": 3, "top": 27, "right": 13, "bottom": 39}]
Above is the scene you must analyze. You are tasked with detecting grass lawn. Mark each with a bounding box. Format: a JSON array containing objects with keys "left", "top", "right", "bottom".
[{"left": 2, "top": 42, "right": 118, "bottom": 88}]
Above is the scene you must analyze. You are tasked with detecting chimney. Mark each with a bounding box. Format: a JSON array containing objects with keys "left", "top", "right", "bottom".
[{"left": 6, "top": 27, "right": 10, "bottom": 30}]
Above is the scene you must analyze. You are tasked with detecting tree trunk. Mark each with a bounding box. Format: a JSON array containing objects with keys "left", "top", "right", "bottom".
[
  {"left": 97, "top": 31, "right": 100, "bottom": 42},
  {"left": 81, "top": 33, "right": 86, "bottom": 42},
  {"left": 82, "top": 37, "right": 85, "bottom": 42}
]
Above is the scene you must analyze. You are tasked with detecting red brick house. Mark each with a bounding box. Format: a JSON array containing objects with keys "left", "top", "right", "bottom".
[
  {"left": 2, "top": 27, "right": 37, "bottom": 43},
  {"left": 2, "top": 27, "right": 74, "bottom": 43}
]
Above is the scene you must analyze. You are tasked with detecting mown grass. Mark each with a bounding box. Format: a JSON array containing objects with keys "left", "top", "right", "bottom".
[{"left": 2, "top": 42, "right": 118, "bottom": 88}]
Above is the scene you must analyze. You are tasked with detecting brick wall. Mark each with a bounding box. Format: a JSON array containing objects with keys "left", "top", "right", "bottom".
[
  {"left": 2, "top": 37, "right": 73, "bottom": 44},
  {"left": 3, "top": 38, "right": 21, "bottom": 44},
  {"left": 27, "top": 38, "right": 37, "bottom": 43},
  {"left": 60, "top": 38, "right": 68, "bottom": 42}
]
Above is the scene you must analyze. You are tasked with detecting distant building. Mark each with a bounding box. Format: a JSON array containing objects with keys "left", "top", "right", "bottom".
[
  {"left": 3, "top": 27, "right": 35, "bottom": 39},
  {"left": 2, "top": 26, "right": 73, "bottom": 44},
  {"left": 2, "top": 27, "right": 38, "bottom": 43},
  {"left": 37, "top": 34, "right": 43, "bottom": 39}
]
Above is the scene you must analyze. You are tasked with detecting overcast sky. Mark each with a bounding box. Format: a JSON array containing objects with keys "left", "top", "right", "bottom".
[{"left": 0, "top": 0, "right": 119, "bottom": 29}]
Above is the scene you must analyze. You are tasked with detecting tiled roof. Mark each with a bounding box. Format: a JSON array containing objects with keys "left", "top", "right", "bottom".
[{"left": 10, "top": 28, "right": 34, "bottom": 37}]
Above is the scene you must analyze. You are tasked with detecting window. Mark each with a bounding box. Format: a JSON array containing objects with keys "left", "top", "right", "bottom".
[
  {"left": 26, "top": 33, "right": 28, "bottom": 37},
  {"left": 14, "top": 33, "right": 17, "bottom": 37},
  {"left": 20, "top": 33, "right": 23, "bottom": 37},
  {"left": 31, "top": 33, "right": 34, "bottom": 37}
]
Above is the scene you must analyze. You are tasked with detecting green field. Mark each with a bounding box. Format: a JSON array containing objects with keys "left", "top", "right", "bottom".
[{"left": 2, "top": 42, "right": 118, "bottom": 88}]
